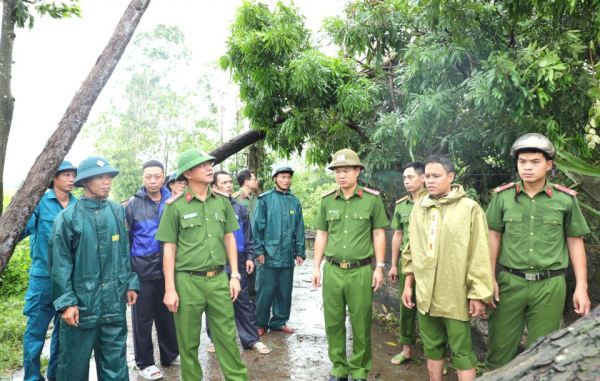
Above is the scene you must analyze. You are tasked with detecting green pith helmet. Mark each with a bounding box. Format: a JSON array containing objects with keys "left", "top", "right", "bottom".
[
  {"left": 510, "top": 133, "right": 556, "bottom": 159},
  {"left": 271, "top": 166, "right": 294, "bottom": 179},
  {"left": 165, "top": 172, "right": 177, "bottom": 188},
  {"left": 328, "top": 149, "right": 365, "bottom": 170},
  {"left": 176, "top": 149, "right": 215, "bottom": 181},
  {"left": 49, "top": 160, "right": 78, "bottom": 189},
  {"left": 74, "top": 156, "right": 119, "bottom": 187}
]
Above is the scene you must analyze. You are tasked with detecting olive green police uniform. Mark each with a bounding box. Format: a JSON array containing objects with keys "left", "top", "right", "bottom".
[
  {"left": 156, "top": 186, "right": 249, "bottom": 381},
  {"left": 390, "top": 195, "right": 417, "bottom": 345},
  {"left": 232, "top": 189, "right": 258, "bottom": 220},
  {"left": 485, "top": 181, "right": 590, "bottom": 369},
  {"left": 315, "top": 186, "right": 389, "bottom": 380}
]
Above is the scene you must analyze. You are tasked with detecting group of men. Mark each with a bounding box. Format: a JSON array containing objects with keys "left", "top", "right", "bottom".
[{"left": 18, "top": 132, "right": 592, "bottom": 381}]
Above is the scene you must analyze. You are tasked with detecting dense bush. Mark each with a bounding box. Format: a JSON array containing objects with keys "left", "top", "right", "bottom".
[{"left": 0, "top": 241, "right": 31, "bottom": 297}]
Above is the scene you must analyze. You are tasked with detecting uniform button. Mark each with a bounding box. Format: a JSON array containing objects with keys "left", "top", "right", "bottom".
[
  {"left": 530, "top": 266, "right": 534, "bottom": 269},
  {"left": 95, "top": 211, "right": 98, "bottom": 214},
  {"left": 343, "top": 246, "right": 346, "bottom": 249},
  {"left": 344, "top": 230, "right": 347, "bottom": 233},
  {"left": 190, "top": 223, "right": 194, "bottom": 227},
  {"left": 530, "top": 249, "right": 533, "bottom": 252},
  {"left": 345, "top": 215, "right": 348, "bottom": 218},
  {"left": 359, "top": 217, "right": 363, "bottom": 220},
  {"left": 553, "top": 221, "right": 557, "bottom": 225},
  {"left": 99, "top": 245, "right": 103, "bottom": 249},
  {"left": 346, "top": 201, "right": 349, "bottom": 204},
  {"left": 102, "top": 283, "right": 105, "bottom": 287},
  {"left": 208, "top": 234, "right": 211, "bottom": 237},
  {"left": 106, "top": 318, "right": 110, "bottom": 321},
  {"left": 509, "top": 218, "right": 513, "bottom": 222},
  {"left": 206, "top": 218, "right": 209, "bottom": 221},
  {"left": 530, "top": 216, "right": 535, "bottom": 219},
  {"left": 530, "top": 232, "right": 534, "bottom": 235},
  {"left": 210, "top": 250, "right": 214, "bottom": 254},
  {"left": 532, "top": 200, "right": 535, "bottom": 203}
]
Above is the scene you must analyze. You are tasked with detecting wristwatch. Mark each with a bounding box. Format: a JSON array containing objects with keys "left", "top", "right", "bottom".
[
  {"left": 376, "top": 263, "right": 386, "bottom": 269},
  {"left": 230, "top": 273, "right": 241, "bottom": 279}
]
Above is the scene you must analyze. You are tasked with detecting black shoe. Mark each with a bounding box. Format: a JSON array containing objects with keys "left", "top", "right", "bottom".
[
  {"left": 328, "top": 376, "right": 348, "bottom": 381},
  {"left": 353, "top": 379, "right": 366, "bottom": 381}
]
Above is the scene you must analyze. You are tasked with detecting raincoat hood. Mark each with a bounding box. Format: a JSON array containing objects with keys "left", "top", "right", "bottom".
[{"left": 420, "top": 184, "right": 466, "bottom": 209}]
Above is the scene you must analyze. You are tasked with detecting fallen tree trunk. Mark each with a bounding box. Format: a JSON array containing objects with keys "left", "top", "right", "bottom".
[
  {"left": 476, "top": 305, "right": 600, "bottom": 380},
  {"left": 210, "top": 129, "right": 266, "bottom": 165},
  {"left": 0, "top": 0, "right": 151, "bottom": 276}
]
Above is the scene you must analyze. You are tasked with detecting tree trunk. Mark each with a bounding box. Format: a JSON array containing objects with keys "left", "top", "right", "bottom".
[
  {"left": 476, "top": 305, "right": 600, "bottom": 381},
  {"left": 0, "top": 0, "right": 16, "bottom": 215},
  {"left": 0, "top": 0, "right": 151, "bottom": 276},
  {"left": 210, "top": 129, "right": 266, "bottom": 165}
]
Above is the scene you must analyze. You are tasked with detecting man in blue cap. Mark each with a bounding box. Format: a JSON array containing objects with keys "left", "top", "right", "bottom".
[
  {"left": 48, "top": 156, "right": 140, "bottom": 381},
  {"left": 19, "top": 160, "right": 77, "bottom": 381}
]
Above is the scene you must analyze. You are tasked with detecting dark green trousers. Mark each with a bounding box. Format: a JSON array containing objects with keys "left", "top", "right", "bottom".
[
  {"left": 174, "top": 271, "right": 249, "bottom": 381},
  {"left": 398, "top": 270, "right": 417, "bottom": 345},
  {"left": 323, "top": 263, "right": 373, "bottom": 380},
  {"left": 256, "top": 266, "right": 293, "bottom": 330},
  {"left": 486, "top": 271, "right": 566, "bottom": 369}
]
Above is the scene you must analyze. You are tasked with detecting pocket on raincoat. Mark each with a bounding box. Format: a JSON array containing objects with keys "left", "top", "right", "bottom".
[{"left": 74, "top": 280, "right": 96, "bottom": 315}]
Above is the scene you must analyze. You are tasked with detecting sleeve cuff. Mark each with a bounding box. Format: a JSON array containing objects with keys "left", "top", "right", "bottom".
[{"left": 53, "top": 293, "right": 78, "bottom": 312}]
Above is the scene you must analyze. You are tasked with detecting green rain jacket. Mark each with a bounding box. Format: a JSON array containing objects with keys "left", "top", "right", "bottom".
[
  {"left": 403, "top": 185, "right": 493, "bottom": 321},
  {"left": 252, "top": 189, "right": 306, "bottom": 267},
  {"left": 48, "top": 197, "right": 140, "bottom": 329}
]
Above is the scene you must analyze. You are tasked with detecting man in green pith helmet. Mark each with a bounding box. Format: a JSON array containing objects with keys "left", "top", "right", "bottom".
[
  {"left": 252, "top": 166, "right": 305, "bottom": 335},
  {"left": 311, "top": 149, "right": 389, "bottom": 381},
  {"left": 155, "top": 149, "right": 249, "bottom": 381},
  {"left": 485, "top": 133, "right": 592, "bottom": 370},
  {"left": 48, "top": 156, "right": 140, "bottom": 381},
  {"left": 387, "top": 161, "right": 426, "bottom": 366}
]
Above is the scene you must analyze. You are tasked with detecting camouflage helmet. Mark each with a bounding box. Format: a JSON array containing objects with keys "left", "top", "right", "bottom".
[
  {"left": 510, "top": 133, "right": 556, "bottom": 159},
  {"left": 48, "top": 160, "right": 77, "bottom": 189},
  {"left": 176, "top": 149, "right": 215, "bottom": 181},
  {"left": 74, "top": 156, "right": 119, "bottom": 187},
  {"left": 328, "top": 149, "right": 365, "bottom": 170}
]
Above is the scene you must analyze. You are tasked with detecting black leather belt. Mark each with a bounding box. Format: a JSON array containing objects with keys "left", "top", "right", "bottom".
[
  {"left": 188, "top": 266, "right": 224, "bottom": 278},
  {"left": 325, "top": 256, "right": 371, "bottom": 269},
  {"left": 503, "top": 267, "right": 564, "bottom": 281}
]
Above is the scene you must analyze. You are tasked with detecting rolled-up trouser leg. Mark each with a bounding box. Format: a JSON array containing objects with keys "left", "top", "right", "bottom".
[
  {"left": 57, "top": 322, "right": 98, "bottom": 381},
  {"left": 269, "top": 267, "right": 294, "bottom": 330},
  {"left": 94, "top": 320, "right": 129, "bottom": 381}
]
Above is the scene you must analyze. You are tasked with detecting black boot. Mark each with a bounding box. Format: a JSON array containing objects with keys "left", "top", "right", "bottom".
[{"left": 328, "top": 376, "right": 348, "bottom": 381}]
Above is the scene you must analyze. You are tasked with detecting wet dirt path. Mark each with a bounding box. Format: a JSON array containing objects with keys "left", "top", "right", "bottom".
[{"left": 10, "top": 257, "right": 458, "bottom": 381}]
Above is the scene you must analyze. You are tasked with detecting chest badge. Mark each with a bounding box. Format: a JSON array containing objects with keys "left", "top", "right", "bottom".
[
  {"left": 290, "top": 210, "right": 295, "bottom": 215},
  {"left": 111, "top": 234, "right": 119, "bottom": 242}
]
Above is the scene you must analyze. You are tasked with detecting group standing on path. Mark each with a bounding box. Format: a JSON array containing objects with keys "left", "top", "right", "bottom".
[{"left": 17, "top": 132, "right": 593, "bottom": 381}]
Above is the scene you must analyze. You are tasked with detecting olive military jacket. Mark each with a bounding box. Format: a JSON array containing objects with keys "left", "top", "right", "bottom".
[
  {"left": 314, "top": 186, "right": 389, "bottom": 262},
  {"left": 48, "top": 197, "right": 140, "bottom": 329},
  {"left": 155, "top": 186, "right": 240, "bottom": 272},
  {"left": 252, "top": 189, "right": 306, "bottom": 267},
  {"left": 403, "top": 185, "right": 493, "bottom": 321},
  {"left": 232, "top": 188, "right": 258, "bottom": 220},
  {"left": 485, "top": 180, "right": 590, "bottom": 272}
]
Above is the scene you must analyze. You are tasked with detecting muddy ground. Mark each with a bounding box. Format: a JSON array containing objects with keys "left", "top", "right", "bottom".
[{"left": 9, "top": 257, "right": 459, "bottom": 381}]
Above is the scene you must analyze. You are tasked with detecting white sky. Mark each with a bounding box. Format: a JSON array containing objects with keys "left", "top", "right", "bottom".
[{"left": 5, "top": 0, "right": 346, "bottom": 187}]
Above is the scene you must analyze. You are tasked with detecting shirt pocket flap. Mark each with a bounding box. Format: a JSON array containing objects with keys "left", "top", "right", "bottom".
[
  {"left": 181, "top": 216, "right": 202, "bottom": 229},
  {"left": 503, "top": 213, "right": 522, "bottom": 223},
  {"left": 542, "top": 215, "right": 563, "bottom": 226},
  {"left": 353, "top": 212, "right": 371, "bottom": 221},
  {"left": 327, "top": 214, "right": 341, "bottom": 222}
]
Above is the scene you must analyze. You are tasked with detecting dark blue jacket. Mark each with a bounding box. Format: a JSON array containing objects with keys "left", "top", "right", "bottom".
[
  {"left": 231, "top": 198, "right": 255, "bottom": 262},
  {"left": 125, "top": 186, "right": 171, "bottom": 281}
]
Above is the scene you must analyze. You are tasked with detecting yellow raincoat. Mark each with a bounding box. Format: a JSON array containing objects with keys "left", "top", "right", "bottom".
[{"left": 402, "top": 185, "right": 493, "bottom": 321}]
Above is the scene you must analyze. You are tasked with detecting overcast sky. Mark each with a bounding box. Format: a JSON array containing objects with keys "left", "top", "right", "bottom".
[{"left": 5, "top": 0, "right": 346, "bottom": 187}]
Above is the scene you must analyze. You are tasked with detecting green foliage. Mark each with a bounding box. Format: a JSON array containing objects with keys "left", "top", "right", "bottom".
[
  {"left": 0, "top": 296, "right": 26, "bottom": 377},
  {"left": 13, "top": 0, "right": 81, "bottom": 29},
  {"left": 0, "top": 242, "right": 30, "bottom": 297},
  {"left": 286, "top": 168, "right": 334, "bottom": 229}
]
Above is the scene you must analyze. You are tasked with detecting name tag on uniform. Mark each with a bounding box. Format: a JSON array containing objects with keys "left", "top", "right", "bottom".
[
  {"left": 328, "top": 210, "right": 340, "bottom": 214},
  {"left": 183, "top": 212, "right": 198, "bottom": 219},
  {"left": 111, "top": 235, "right": 119, "bottom": 241}
]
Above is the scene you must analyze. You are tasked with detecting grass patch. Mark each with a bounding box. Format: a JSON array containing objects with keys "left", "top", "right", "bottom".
[{"left": 0, "top": 296, "right": 26, "bottom": 377}]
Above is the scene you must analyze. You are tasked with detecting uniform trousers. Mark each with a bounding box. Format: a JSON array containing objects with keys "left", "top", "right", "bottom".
[
  {"left": 323, "top": 263, "right": 373, "bottom": 380},
  {"left": 417, "top": 312, "right": 477, "bottom": 370},
  {"left": 256, "top": 266, "right": 294, "bottom": 330},
  {"left": 23, "top": 275, "right": 60, "bottom": 381},
  {"left": 486, "top": 271, "right": 566, "bottom": 369},
  {"left": 397, "top": 270, "right": 417, "bottom": 345},
  {"left": 131, "top": 277, "right": 179, "bottom": 368},
  {"left": 207, "top": 258, "right": 259, "bottom": 349},
  {"left": 174, "top": 271, "right": 249, "bottom": 381},
  {"left": 58, "top": 320, "right": 129, "bottom": 381}
]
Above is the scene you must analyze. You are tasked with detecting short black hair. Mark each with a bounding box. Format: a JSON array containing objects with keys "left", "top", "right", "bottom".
[
  {"left": 425, "top": 155, "right": 454, "bottom": 174},
  {"left": 515, "top": 148, "right": 553, "bottom": 162},
  {"left": 404, "top": 162, "right": 425, "bottom": 175},
  {"left": 142, "top": 160, "right": 164, "bottom": 172},
  {"left": 237, "top": 169, "right": 256, "bottom": 187},
  {"left": 212, "top": 170, "right": 231, "bottom": 187}
]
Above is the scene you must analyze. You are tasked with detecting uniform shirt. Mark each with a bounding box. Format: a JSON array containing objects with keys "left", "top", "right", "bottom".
[
  {"left": 314, "top": 186, "right": 389, "bottom": 262},
  {"left": 20, "top": 189, "right": 77, "bottom": 277},
  {"left": 233, "top": 188, "right": 258, "bottom": 220},
  {"left": 390, "top": 190, "right": 427, "bottom": 252},
  {"left": 252, "top": 189, "right": 306, "bottom": 267},
  {"left": 156, "top": 186, "right": 239, "bottom": 272},
  {"left": 486, "top": 181, "right": 590, "bottom": 272},
  {"left": 403, "top": 185, "right": 493, "bottom": 321},
  {"left": 48, "top": 197, "right": 140, "bottom": 329}
]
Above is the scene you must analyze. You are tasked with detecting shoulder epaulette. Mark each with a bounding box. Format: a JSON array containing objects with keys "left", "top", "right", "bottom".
[
  {"left": 321, "top": 189, "right": 336, "bottom": 198},
  {"left": 493, "top": 183, "right": 515, "bottom": 193},
  {"left": 363, "top": 187, "right": 381, "bottom": 196},
  {"left": 166, "top": 192, "right": 183, "bottom": 205},
  {"left": 395, "top": 195, "right": 409, "bottom": 204},
  {"left": 212, "top": 189, "right": 229, "bottom": 198},
  {"left": 232, "top": 191, "right": 240, "bottom": 199},
  {"left": 554, "top": 184, "right": 578, "bottom": 197}
]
